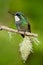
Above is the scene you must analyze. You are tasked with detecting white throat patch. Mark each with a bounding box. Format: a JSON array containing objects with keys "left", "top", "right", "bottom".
[{"left": 15, "top": 16, "right": 20, "bottom": 21}]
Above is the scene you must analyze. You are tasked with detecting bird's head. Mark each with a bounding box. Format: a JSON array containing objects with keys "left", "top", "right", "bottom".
[
  {"left": 8, "top": 11, "right": 25, "bottom": 21},
  {"left": 15, "top": 12, "right": 25, "bottom": 21}
]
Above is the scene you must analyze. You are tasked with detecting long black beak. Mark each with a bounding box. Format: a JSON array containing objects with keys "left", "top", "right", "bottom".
[{"left": 8, "top": 11, "right": 14, "bottom": 16}]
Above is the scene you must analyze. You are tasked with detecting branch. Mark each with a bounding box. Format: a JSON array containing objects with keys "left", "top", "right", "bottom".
[{"left": 0, "top": 25, "right": 38, "bottom": 37}]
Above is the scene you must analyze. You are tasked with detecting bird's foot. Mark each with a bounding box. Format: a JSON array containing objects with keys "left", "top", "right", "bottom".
[{"left": 24, "top": 31, "right": 26, "bottom": 36}]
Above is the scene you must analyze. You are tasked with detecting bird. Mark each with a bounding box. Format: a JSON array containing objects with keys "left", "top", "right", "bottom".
[
  {"left": 14, "top": 12, "right": 32, "bottom": 62},
  {"left": 8, "top": 11, "right": 31, "bottom": 38},
  {"left": 14, "top": 12, "right": 31, "bottom": 37},
  {"left": 8, "top": 11, "right": 39, "bottom": 63}
]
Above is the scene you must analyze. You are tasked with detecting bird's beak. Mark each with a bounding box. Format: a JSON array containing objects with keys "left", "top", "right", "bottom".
[{"left": 8, "top": 11, "right": 14, "bottom": 16}]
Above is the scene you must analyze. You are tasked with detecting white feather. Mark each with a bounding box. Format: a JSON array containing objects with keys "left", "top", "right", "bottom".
[{"left": 15, "top": 16, "right": 20, "bottom": 21}]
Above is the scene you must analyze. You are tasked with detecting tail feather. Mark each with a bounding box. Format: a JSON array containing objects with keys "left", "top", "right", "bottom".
[{"left": 21, "top": 34, "right": 24, "bottom": 38}]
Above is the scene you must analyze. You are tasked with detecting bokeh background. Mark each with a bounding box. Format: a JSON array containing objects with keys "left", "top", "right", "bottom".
[{"left": 0, "top": 0, "right": 43, "bottom": 65}]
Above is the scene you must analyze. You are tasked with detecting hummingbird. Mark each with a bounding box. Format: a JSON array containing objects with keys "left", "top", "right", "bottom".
[
  {"left": 8, "top": 11, "right": 39, "bottom": 62},
  {"left": 8, "top": 11, "right": 31, "bottom": 37}
]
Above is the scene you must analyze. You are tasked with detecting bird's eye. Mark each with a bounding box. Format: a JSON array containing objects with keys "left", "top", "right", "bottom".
[{"left": 16, "top": 13, "right": 20, "bottom": 16}]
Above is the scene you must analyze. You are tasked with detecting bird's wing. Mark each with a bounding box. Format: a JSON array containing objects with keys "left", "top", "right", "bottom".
[{"left": 28, "top": 23, "right": 31, "bottom": 32}]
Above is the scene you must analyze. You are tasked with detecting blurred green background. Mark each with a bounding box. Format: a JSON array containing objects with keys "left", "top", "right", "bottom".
[{"left": 0, "top": 0, "right": 43, "bottom": 65}]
